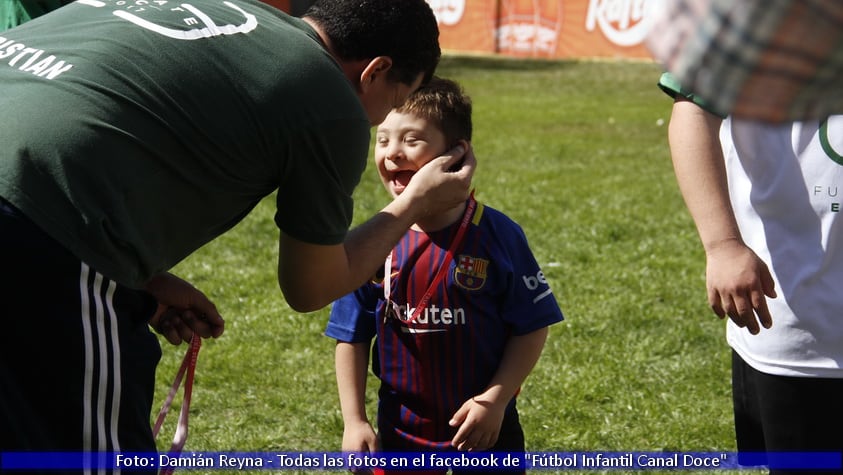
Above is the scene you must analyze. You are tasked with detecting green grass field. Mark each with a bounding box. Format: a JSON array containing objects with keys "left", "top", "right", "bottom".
[{"left": 154, "top": 57, "right": 762, "bottom": 474}]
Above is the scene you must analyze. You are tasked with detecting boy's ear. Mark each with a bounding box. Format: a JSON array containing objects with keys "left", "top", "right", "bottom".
[{"left": 359, "top": 56, "right": 393, "bottom": 93}]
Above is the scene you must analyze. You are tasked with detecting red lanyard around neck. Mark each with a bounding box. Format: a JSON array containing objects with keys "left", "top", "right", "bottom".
[{"left": 384, "top": 192, "right": 476, "bottom": 324}]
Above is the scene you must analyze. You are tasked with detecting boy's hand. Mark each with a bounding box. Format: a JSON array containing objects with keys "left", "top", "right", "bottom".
[
  {"left": 342, "top": 420, "right": 378, "bottom": 454},
  {"left": 449, "top": 396, "right": 506, "bottom": 451},
  {"left": 342, "top": 420, "right": 377, "bottom": 475}
]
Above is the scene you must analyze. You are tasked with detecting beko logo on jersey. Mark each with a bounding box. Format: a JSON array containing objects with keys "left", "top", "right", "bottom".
[
  {"left": 523, "top": 270, "right": 554, "bottom": 304},
  {"left": 522, "top": 270, "right": 547, "bottom": 290},
  {"left": 0, "top": 37, "right": 73, "bottom": 79}
]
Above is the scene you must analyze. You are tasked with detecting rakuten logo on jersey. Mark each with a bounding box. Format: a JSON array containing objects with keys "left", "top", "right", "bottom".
[
  {"left": 398, "top": 304, "right": 466, "bottom": 334},
  {"left": 585, "top": 0, "right": 662, "bottom": 46},
  {"left": 402, "top": 304, "right": 466, "bottom": 325}
]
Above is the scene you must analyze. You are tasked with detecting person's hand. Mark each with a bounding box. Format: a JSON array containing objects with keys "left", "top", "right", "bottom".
[
  {"left": 342, "top": 419, "right": 378, "bottom": 453},
  {"left": 401, "top": 140, "right": 476, "bottom": 220},
  {"left": 145, "top": 273, "right": 225, "bottom": 345},
  {"left": 342, "top": 420, "right": 377, "bottom": 475},
  {"left": 705, "top": 239, "right": 777, "bottom": 334},
  {"left": 448, "top": 396, "right": 506, "bottom": 451}
]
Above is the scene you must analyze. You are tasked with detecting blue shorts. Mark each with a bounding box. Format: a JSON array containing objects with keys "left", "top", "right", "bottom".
[{"left": 0, "top": 198, "right": 161, "bottom": 473}]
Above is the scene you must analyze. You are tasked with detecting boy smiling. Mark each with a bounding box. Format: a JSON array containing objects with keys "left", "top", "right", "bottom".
[{"left": 326, "top": 78, "right": 563, "bottom": 473}]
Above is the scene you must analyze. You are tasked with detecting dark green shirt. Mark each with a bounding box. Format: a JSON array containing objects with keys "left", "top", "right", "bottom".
[
  {"left": 0, "top": 0, "right": 370, "bottom": 287},
  {"left": 0, "top": 0, "right": 66, "bottom": 31}
]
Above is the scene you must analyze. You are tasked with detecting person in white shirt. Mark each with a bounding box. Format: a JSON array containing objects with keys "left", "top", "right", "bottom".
[{"left": 661, "top": 72, "right": 843, "bottom": 475}]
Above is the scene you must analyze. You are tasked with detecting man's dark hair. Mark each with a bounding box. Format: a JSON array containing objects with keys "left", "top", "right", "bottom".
[{"left": 304, "top": 0, "right": 441, "bottom": 85}]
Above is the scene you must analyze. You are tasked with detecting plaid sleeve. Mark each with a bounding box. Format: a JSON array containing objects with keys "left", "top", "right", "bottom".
[{"left": 647, "top": 0, "right": 843, "bottom": 122}]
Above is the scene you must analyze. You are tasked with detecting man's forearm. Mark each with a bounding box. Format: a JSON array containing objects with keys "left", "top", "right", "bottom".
[
  {"left": 277, "top": 194, "right": 424, "bottom": 312},
  {"left": 277, "top": 146, "right": 474, "bottom": 312},
  {"left": 668, "top": 98, "right": 742, "bottom": 252}
]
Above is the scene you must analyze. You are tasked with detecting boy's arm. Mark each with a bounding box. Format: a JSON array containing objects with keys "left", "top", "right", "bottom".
[
  {"left": 668, "top": 97, "right": 775, "bottom": 334},
  {"left": 335, "top": 340, "right": 377, "bottom": 453},
  {"left": 449, "top": 326, "right": 549, "bottom": 451}
]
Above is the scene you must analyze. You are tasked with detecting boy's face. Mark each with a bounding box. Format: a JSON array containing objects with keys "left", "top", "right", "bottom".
[{"left": 375, "top": 110, "right": 447, "bottom": 198}]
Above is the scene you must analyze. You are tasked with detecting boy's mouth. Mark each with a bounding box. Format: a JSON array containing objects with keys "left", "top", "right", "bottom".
[{"left": 392, "top": 170, "right": 415, "bottom": 189}]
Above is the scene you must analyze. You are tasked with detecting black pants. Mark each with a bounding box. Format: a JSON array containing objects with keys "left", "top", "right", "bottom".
[
  {"left": 0, "top": 201, "right": 161, "bottom": 474},
  {"left": 732, "top": 350, "right": 843, "bottom": 474}
]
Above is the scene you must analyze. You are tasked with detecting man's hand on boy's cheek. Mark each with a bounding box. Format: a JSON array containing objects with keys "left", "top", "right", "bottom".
[
  {"left": 447, "top": 139, "right": 472, "bottom": 172},
  {"left": 401, "top": 141, "right": 475, "bottom": 219}
]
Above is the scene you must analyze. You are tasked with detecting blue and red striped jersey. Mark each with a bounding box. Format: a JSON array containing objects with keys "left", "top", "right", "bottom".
[{"left": 326, "top": 199, "right": 564, "bottom": 449}]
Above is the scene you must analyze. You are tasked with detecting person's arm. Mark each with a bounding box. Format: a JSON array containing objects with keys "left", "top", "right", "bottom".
[
  {"left": 668, "top": 97, "right": 776, "bottom": 334},
  {"left": 335, "top": 341, "right": 377, "bottom": 454},
  {"left": 278, "top": 144, "right": 475, "bottom": 312},
  {"left": 449, "top": 326, "right": 548, "bottom": 451}
]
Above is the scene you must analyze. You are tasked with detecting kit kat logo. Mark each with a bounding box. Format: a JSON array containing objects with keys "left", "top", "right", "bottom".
[{"left": 454, "top": 255, "right": 488, "bottom": 290}]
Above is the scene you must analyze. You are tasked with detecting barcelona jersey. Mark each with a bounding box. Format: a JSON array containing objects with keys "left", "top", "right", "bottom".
[{"left": 326, "top": 199, "right": 564, "bottom": 450}]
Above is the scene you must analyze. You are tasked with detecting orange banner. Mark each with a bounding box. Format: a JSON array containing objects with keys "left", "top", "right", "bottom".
[
  {"left": 262, "top": 0, "right": 657, "bottom": 60},
  {"left": 428, "top": 0, "right": 658, "bottom": 60}
]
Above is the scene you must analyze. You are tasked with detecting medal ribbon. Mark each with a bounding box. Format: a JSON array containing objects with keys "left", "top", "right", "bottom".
[
  {"left": 153, "top": 334, "right": 202, "bottom": 474},
  {"left": 384, "top": 191, "right": 476, "bottom": 324}
]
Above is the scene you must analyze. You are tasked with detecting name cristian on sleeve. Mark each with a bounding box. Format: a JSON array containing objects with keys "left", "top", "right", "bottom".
[{"left": 0, "top": 37, "right": 73, "bottom": 79}]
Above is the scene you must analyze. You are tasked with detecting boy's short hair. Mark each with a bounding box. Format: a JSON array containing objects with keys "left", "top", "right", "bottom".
[
  {"left": 304, "top": 0, "right": 441, "bottom": 86},
  {"left": 396, "top": 77, "right": 472, "bottom": 146}
]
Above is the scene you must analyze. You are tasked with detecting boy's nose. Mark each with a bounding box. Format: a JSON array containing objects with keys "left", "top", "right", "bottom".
[{"left": 386, "top": 148, "right": 404, "bottom": 162}]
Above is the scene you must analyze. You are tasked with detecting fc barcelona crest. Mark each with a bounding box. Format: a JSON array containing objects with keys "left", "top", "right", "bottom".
[{"left": 454, "top": 254, "right": 488, "bottom": 290}]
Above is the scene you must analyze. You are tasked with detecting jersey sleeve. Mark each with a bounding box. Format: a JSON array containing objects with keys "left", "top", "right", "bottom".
[
  {"left": 488, "top": 212, "right": 564, "bottom": 336},
  {"left": 325, "top": 284, "right": 379, "bottom": 343}
]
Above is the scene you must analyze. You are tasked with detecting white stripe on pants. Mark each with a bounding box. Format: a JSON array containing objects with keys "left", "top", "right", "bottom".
[{"left": 80, "top": 263, "right": 122, "bottom": 475}]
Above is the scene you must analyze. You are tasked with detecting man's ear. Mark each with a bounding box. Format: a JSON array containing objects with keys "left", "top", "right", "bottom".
[{"left": 359, "top": 56, "right": 393, "bottom": 93}]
